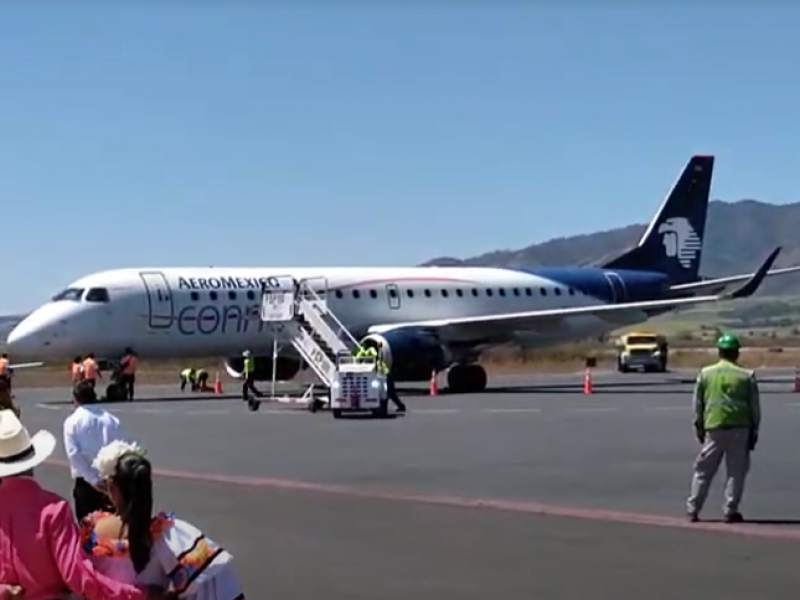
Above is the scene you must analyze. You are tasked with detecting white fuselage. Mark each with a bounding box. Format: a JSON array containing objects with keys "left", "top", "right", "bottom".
[{"left": 6, "top": 266, "right": 634, "bottom": 363}]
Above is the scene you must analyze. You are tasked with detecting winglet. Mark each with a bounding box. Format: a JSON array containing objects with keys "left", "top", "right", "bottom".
[{"left": 725, "top": 247, "right": 781, "bottom": 300}]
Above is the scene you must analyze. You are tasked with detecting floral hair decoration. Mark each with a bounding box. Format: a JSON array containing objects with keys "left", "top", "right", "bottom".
[{"left": 92, "top": 439, "right": 147, "bottom": 481}]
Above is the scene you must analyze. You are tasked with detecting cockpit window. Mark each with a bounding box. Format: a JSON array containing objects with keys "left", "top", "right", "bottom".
[
  {"left": 51, "top": 288, "right": 84, "bottom": 302},
  {"left": 84, "top": 287, "right": 110, "bottom": 303}
]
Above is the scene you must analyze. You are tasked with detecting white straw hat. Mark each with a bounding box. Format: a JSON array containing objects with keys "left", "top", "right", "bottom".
[{"left": 0, "top": 409, "right": 56, "bottom": 477}]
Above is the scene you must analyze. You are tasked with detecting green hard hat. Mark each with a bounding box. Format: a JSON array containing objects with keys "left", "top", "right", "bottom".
[{"left": 716, "top": 332, "right": 741, "bottom": 350}]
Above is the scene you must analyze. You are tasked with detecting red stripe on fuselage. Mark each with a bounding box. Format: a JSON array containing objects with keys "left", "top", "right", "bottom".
[{"left": 333, "top": 277, "right": 480, "bottom": 290}]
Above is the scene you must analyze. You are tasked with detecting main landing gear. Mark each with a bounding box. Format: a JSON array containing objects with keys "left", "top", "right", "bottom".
[{"left": 447, "top": 363, "right": 488, "bottom": 394}]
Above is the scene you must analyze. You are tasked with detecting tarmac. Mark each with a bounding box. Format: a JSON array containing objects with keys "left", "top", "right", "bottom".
[{"left": 14, "top": 368, "right": 800, "bottom": 599}]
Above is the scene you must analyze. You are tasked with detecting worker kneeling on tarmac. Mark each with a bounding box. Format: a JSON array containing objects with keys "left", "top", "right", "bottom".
[
  {"left": 180, "top": 367, "right": 209, "bottom": 392},
  {"left": 686, "top": 333, "right": 760, "bottom": 523}
]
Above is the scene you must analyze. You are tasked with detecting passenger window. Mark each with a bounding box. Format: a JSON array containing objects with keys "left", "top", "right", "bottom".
[
  {"left": 210, "top": 291, "right": 218, "bottom": 301},
  {"left": 369, "top": 289, "right": 378, "bottom": 299},
  {"left": 247, "top": 291, "right": 255, "bottom": 301},
  {"left": 486, "top": 289, "right": 493, "bottom": 297},
  {"left": 498, "top": 289, "right": 506, "bottom": 297},
  {"left": 352, "top": 290, "right": 360, "bottom": 299},
  {"left": 513, "top": 288, "right": 520, "bottom": 296},
  {"left": 540, "top": 288, "right": 547, "bottom": 295},
  {"left": 389, "top": 288, "right": 398, "bottom": 298},
  {"left": 441, "top": 289, "right": 448, "bottom": 298},
  {"left": 84, "top": 288, "right": 110, "bottom": 303},
  {"left": 407, "top": 289, "right": 414, "bottom": 298},
  {"left": 554, "top": 288, "right": 561, "bottom": 296},
  {"left": 191, "top": 292, "right": 199, "bottom": 301},
  {"left": 424, "top": 289, "right": 431, "bottom": 297},
  {"left": 228, "top": 291, "right": 237, "bottom": 300},
  {"left": 335, "top": 290, "right": 343, "bottom": 299},
  {"left": 568, "top": 288, "right": 575, "bottom": 295},
  {"left": 52, "top": 288, "right": 84, "bottom": 302},
  {"left": 456, "top": 289, "right": 463, "bottom": 297},
  {"left": 525, "top": 288, "right": 532, "bottom": 296},
  {"left": 471, "top": 289, "right": 478, "bottom": 297}
]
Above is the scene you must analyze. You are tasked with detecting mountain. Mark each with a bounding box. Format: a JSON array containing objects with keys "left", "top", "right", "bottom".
[
  {"left": 0, "top": 315, "right": 23, "bottom": 342},
  {"left": 422, "top": 199, "right": 800, "bottom": 297}
]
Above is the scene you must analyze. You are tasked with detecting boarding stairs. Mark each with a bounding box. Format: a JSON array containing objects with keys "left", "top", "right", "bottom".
[{"left": 259, "top": 277, "right": 361, "bottom": 389}]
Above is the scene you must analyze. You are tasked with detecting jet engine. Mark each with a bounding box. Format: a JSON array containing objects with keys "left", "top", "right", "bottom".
[
  {"left": 360, "top": 331, "right": 450, "bottom": 381},
  {"left": 224, "top": 355, "right": 302, "bottom": 381}
]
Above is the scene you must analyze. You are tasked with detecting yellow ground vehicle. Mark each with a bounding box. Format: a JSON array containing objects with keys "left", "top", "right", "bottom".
[{"left": 616, "top": 331, "right": 668, "bottom": 373}]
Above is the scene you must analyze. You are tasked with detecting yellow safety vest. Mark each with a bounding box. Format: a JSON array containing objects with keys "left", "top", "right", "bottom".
[
  {"left": 696, "top": 359, "right": 757, "bottom": 429},
  {"left": 243, "top": 357, "right": 255, "bottom": 376}
]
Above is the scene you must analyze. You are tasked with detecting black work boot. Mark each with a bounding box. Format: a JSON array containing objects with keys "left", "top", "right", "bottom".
[{"left": 724, "top": 512, "right": 744, "bottom": 523}]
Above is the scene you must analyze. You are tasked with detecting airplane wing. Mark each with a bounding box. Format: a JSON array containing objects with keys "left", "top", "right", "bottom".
[
  {"left": 8, "top": 361, "right": 44, "bottom": 370},
  {"left": 669, "top": 265, "right": 800, "bottom": 297},
  {"left": 368, "top": 248, "right": 781, "bottom": 341}
]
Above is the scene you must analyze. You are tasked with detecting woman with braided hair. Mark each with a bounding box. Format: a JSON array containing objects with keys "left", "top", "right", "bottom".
[{"left": 78, "top": 441, "right": 244, "bottom": 600}]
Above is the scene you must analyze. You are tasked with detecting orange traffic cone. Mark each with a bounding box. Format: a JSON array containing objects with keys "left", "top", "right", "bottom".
[
  {"left": 793, "top": 367, "right": 800, "bottom": 393},
  {"left": 429, "top": 369, "right": 438, "bottom": 396},
  {"left": 214, "top": 372, "right": 223, "bottom": 394},
  {"left": 583, "top": 369, "right": 592, "bottom": 394}
]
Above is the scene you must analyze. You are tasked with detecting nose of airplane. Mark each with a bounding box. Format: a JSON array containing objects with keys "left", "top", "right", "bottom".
[{"left": 6, "top": 305, "right": 73, "bottom": 358}]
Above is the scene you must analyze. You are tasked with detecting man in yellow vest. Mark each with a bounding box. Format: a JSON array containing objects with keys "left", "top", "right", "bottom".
[
  {"left": 241, "top": 350, "right": 262, "bottom": 402},
  {"left": 355, "top": 344, "right": 406, "bottom": 413},
  {"left": 686, "top": 333, "right": 760, "bottom": 523}
]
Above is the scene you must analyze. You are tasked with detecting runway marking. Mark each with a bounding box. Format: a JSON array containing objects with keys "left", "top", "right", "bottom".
[
  {"left": 35, "top": 403, "right": 63, "bottom": 411},
  {"left": 646, "top": 406, "right": 689, "bottom": 412},
  {"left": 484, "top": 408, "right": 542, "bottom": 414},
  {"left": 42, "top": 457, "right": 800, "bottom": 541},
  {"left": 566, "top": 407, "right": 620, "bottom": 413}
]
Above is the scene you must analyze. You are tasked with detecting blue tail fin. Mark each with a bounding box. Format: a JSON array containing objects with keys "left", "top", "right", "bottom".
[{"left": 603, "top": 154, "right": 713, "bottom": 285}]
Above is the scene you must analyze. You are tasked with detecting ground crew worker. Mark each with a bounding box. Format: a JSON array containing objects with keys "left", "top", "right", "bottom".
[
  {"left": 355, "top": 345, "right": 377, "bottom": 362},
  {"left": 71, "top": 356, "right": 85, "bottom": 386},
  {"left": 375, "top": 342, "right": 406, "bottom": 413},
  {"left": 196, "top": 368, "right": 210, "bottom": 391},
  {"left": 80, "top": 353, "right": 101, "bottom": 402},
  {"left": 0, "top": 353, "right": 10, "bottom": 387},
  {"left": 119, "top": 347, "right": 138, "bottom": 400},
  {"left": 180, "top": 367, "right": 197, "bottom": 391},
  {"left": 0, "top": 378, "right": 20, "bottom": 417},
  {"left": 686, "top": 333, "right": 760, "bottom": 523},
  {"left": 82, "top": 353, "right": 102, "bottom": 389},
  {"left": 241, "top": 350, "right": 262, "bottom": 401}
]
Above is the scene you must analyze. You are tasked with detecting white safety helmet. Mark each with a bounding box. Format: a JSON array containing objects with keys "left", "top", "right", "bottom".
[{"left": 242, "top": 350, "right": 251, "bottom": 357}]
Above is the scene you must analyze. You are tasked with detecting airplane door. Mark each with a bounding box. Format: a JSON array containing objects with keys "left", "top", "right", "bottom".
[
  {"left": 139, "top": 271, "right": 175, "bottom": 329},
  {"left": 603, "top": 272, "right": 627, "bottom": 304},
  {"left": 386, "top": 284, "right": 401, "bottom": 310}
]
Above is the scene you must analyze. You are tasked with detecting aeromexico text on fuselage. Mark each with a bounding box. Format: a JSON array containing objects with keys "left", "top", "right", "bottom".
[{"left": 178, "top": 275, "right": 286, "bottom": 291}]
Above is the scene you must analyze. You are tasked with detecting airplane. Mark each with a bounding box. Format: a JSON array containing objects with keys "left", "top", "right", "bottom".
[{"left": 6, "top": 154, "right": 800, "bottom": 394}]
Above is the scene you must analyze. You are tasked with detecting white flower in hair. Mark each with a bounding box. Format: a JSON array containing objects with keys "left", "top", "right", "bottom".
[{"left": 92, "top": 440, "right": 146, "bottom": 481}]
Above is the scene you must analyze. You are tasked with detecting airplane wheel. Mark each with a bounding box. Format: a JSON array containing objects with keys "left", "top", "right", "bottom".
[{"left": 447, "top": 364, "right": 488, "bottom": 394}]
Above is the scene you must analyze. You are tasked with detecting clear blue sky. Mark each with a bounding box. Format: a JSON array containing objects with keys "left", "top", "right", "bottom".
[{"left": 1, "top": 3, "right": 799, "bottom": 313}]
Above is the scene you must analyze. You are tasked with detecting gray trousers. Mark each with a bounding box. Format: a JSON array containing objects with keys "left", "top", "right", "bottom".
[{"left": 687, "top": 427, "right": 751, "bottom": 516}]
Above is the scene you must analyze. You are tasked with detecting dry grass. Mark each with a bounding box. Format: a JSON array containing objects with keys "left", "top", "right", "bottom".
[{"left": 481, "top": 343, "right": 800, "bottom": 373}]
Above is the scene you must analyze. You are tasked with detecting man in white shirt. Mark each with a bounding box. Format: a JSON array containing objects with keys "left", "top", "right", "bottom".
[{"left": 63, "top": 381, "right": 132, "bottom": 519}]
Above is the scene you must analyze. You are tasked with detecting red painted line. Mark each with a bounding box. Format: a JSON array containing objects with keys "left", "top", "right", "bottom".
[{"left": 45, "top": 458, "right": 800, "bottom": 540}]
